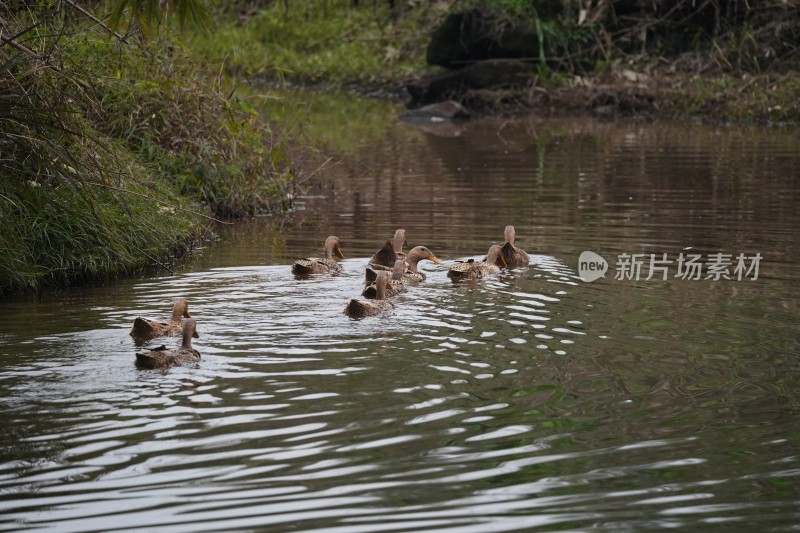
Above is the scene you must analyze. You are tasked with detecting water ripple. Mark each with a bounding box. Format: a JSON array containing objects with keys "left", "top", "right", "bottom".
[{"left": 1, "top": 116, "right": 799, "bottom": 532}]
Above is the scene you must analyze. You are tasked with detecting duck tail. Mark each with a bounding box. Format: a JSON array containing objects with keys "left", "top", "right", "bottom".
[
  {"left": 135, "top": 352, "right": 158, "bottom": 369},
  {"left": 291, "top": 260, "right": 313, "bottom": 276},
  {"left": 129, "top": 317, "right": 148, "bottom": 336},
  {"left": 500, "top": 242, "right": 515, "bottom": 265},
  {"left": 371, "top": 240, "right": 396, "bottom": 268},
  {"left": 364, "top": 266, "right": 378, "bottom": 284},
  {"left": 344, "top": 299, "right": 377, "bottom": 318},
  {"left": 447, "top": 268, "right": 468, "bottom": 281},
  {"left": 361, "top": 284, "right": 377, "bottom": 299}
]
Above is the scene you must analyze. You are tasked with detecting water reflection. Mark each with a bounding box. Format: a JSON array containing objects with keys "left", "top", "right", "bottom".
[{"left": 1, "top": 115, "right": 799, "bottom": 532}]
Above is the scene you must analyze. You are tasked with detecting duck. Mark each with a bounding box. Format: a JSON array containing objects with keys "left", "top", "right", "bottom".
[
  {"left": 369, "top": 228, "right": 406, "bottom": 268},
  {"left": 448, "top": 244, "right": 507, "bottom": 281},
  {"left": 291, "top": 236, "right": 345, "bottom": 276},
  {"left": 129, "top": 298, "right": 197, "bottom": 340},
  {"left": 345, "top": 271, "right": 394, "bottom": 318},
  {"left": 500, "top": 225, "right": 530, "bottom": 268},
  {"left": 135, "top": 318, "right": 201, "bottom": 369},
  {"left": 362, "top": 259, "right": 407, "bottom": 299},
  {"left": 403, "top": 245, "right": 442, "bottom": 282}
]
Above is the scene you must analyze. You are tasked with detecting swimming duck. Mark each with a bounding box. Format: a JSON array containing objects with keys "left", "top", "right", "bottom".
[
  {"left": 135, "top": 318, "right": 200, "bottom": 369},
  {"left": 129, "top": 298, "right": 197, "bottom": 340},
  {"left": 369, "top": 229, "right": 406, "bottom": 268},
  {"left": 362, "top": 259, "right": 407, "bottom": 299},
  {"left": 404, "top": 245, "right": 442, "bottom": 282},
  {"left": 448, "top": 245, "right": 507, "bottom": 281},
  {"left": 500, "top": 225, "right": 529, "bottom": 268},
  {"left": 345, "top": 271, "right": 394, "bottom": 318},
  {"left": 291, "top": 236, "right": 345, "bottom": 276}
]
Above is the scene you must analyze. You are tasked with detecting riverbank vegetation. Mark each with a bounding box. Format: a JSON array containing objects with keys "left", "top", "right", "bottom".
[
  {"left": 3, "top": 1, "right": 798, "bottom": 296},
  {"left": 185, "top": 1, "right": 439, "bottom": 86},
  {"left": 0, "top": 2, "right": 294, "bottom": 296},
  {"left": 191, "top": 0, "right": 800, "bottom": 123}
]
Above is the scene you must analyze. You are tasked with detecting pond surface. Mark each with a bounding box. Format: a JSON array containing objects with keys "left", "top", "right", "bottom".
[{"left": 2, "top": 108, "right": 800, "bottom": 532}]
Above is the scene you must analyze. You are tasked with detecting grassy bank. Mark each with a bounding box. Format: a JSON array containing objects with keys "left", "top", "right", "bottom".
[
  {"left": 0, "top": 5, "right": 294, "bottom": 296},
  {"left": 187, "top": 0, "right": 800, "bottom": 125},
  {"left": 84, "top": 39, "right": 296, "bottom": 218},
  {"left": 185, "top": 1, "right": 439, "bottom": 86}
]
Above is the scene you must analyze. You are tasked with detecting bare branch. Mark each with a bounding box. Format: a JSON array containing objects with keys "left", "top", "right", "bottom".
[{"left": 63, "top": 0, "right": 129, "bottom": 44}]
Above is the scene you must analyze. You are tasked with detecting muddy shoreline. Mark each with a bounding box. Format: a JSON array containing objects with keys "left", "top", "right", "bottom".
[{"left": 255, "top": 66, "right": 800, "bottom": 128}]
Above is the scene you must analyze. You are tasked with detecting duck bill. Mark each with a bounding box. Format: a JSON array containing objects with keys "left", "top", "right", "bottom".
[
  {"left": 192, "top": 330, "right": 200, "bottom": 339},
  {"left": 336, "top": 247, "right": 345, "bottom": 259},
  {"left": 185, "top": 310, "right": 192, "bottom": 318},
  {"left": 428, "top": 253, "right": 443, "bottom": 265},
  {"left": 498, "top": 255, "right": 508, "bottom": 267}
]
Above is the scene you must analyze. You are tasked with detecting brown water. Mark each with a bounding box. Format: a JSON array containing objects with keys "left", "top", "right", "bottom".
[{"left": 1, "top": 112, "right": 800, "bottom": 532}]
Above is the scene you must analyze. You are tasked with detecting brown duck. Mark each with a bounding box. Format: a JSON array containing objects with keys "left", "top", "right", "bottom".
[
  {"left": 129, "top": 298, "right": 198, "bottom": 340},
  {"left": 345, "top": 271, "right": 394, "bottom": 318},
  {"left": 362, "top": 259, "right": 407, "bottom": 299},
  {"left": 500, "top": 225, "right": 530, "bottom": 268},
  {"left": 135, "top": 318, "right": 201, "bottom": 369},
  {"left": 448, "top": 245, "right": 507, "bottom": 281},
  {"left": 403, "top": 245, "right": 442, "bottom": 282},
  {"left": 291, "top": 236, "right": 345, "bottom": 276},
  {"left": 368, "top": 228, "right": 407, "bottom": 268}
]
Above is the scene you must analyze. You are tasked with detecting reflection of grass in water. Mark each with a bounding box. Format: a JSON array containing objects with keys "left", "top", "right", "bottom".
[{"left": 243, "top": 86, "right": 404, "bottom": 154}]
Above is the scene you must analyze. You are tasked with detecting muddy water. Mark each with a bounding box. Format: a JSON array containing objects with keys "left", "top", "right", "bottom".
[{"left": 1, "top": 112, "right": 799, "bottom": 532}]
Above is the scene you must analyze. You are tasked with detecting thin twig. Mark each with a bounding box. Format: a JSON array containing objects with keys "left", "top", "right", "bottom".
[
  {"left": 0, "top": 32, "right": 51, "bottom": 63},
  {"left": 139, "top": 250, "right": 175, "bottom": 275},
  {"left": 496, "top": 119, "right": 510, "bottom": 146},
  {"left": 0, "top": 32, "right": 92, "bottom": 91},
  {"left": 90, "top": 182, "right": 233, "bottom": 224},
  {"left": 297, "top": 156, "right": 334, "bottom": 185},
  {"left": 63, "top": 0, "right": 129, "bottom": 43}
]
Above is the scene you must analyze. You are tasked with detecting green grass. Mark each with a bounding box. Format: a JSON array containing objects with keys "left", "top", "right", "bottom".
[
  {"left": 185, "top": 1, "right": 441, "bottom": 85},
  {"left": 0, "top": 10, "right": 295, "bottom": 295},
  {"left": 67, "top": 37, "right": 296, "bottom": 218},
  {"left": 0, "top": 115, "right": 202, "bottom": 294},
  {"left": 0, "top": 23, "right": 203, "bottom": 294}
]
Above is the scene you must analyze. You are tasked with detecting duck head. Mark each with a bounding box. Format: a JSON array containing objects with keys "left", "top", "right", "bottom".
[
  {"left": 504, "top": 225, "right": 516, "bottom": 245},
  {"left": 181, "top": 318, "right": 200, "bottom": 351},
  {"left": 406, "top": 246, "right": 442, "bottom": 272},
  {"left": 171, "top": 298, "right": 192, "bottom": 320},
  {"left": 486, "top": 244, "right": 507, "bottom": 267},
  {"left": 393, "top": 229, "right": 406, "bottom": 255},
  {"left": 324, "top": 236, "right": 345, "bottom": 260},
  {"left": 375, "top": 270, "right": 390, "bottom": 300},
  {"left": 392, "top": 259, "right": 406, "bottom": 280}
]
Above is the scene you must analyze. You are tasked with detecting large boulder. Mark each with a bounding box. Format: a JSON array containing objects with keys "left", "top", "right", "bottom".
[{"left": 427, "top": 8, "right": 543, "bottom": 68}]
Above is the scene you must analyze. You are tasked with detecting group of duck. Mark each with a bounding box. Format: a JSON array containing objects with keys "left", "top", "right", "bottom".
[
  {"left": 291, "top": 225, "right": 530, "bottom": 318},
  {"left": 130, "top": 225, "right": 528, "bottom": 369}
]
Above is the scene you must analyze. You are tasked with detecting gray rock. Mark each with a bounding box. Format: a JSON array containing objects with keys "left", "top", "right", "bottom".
[{"left": 399, "top": 100, "right": 471, "bottom": 122}]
